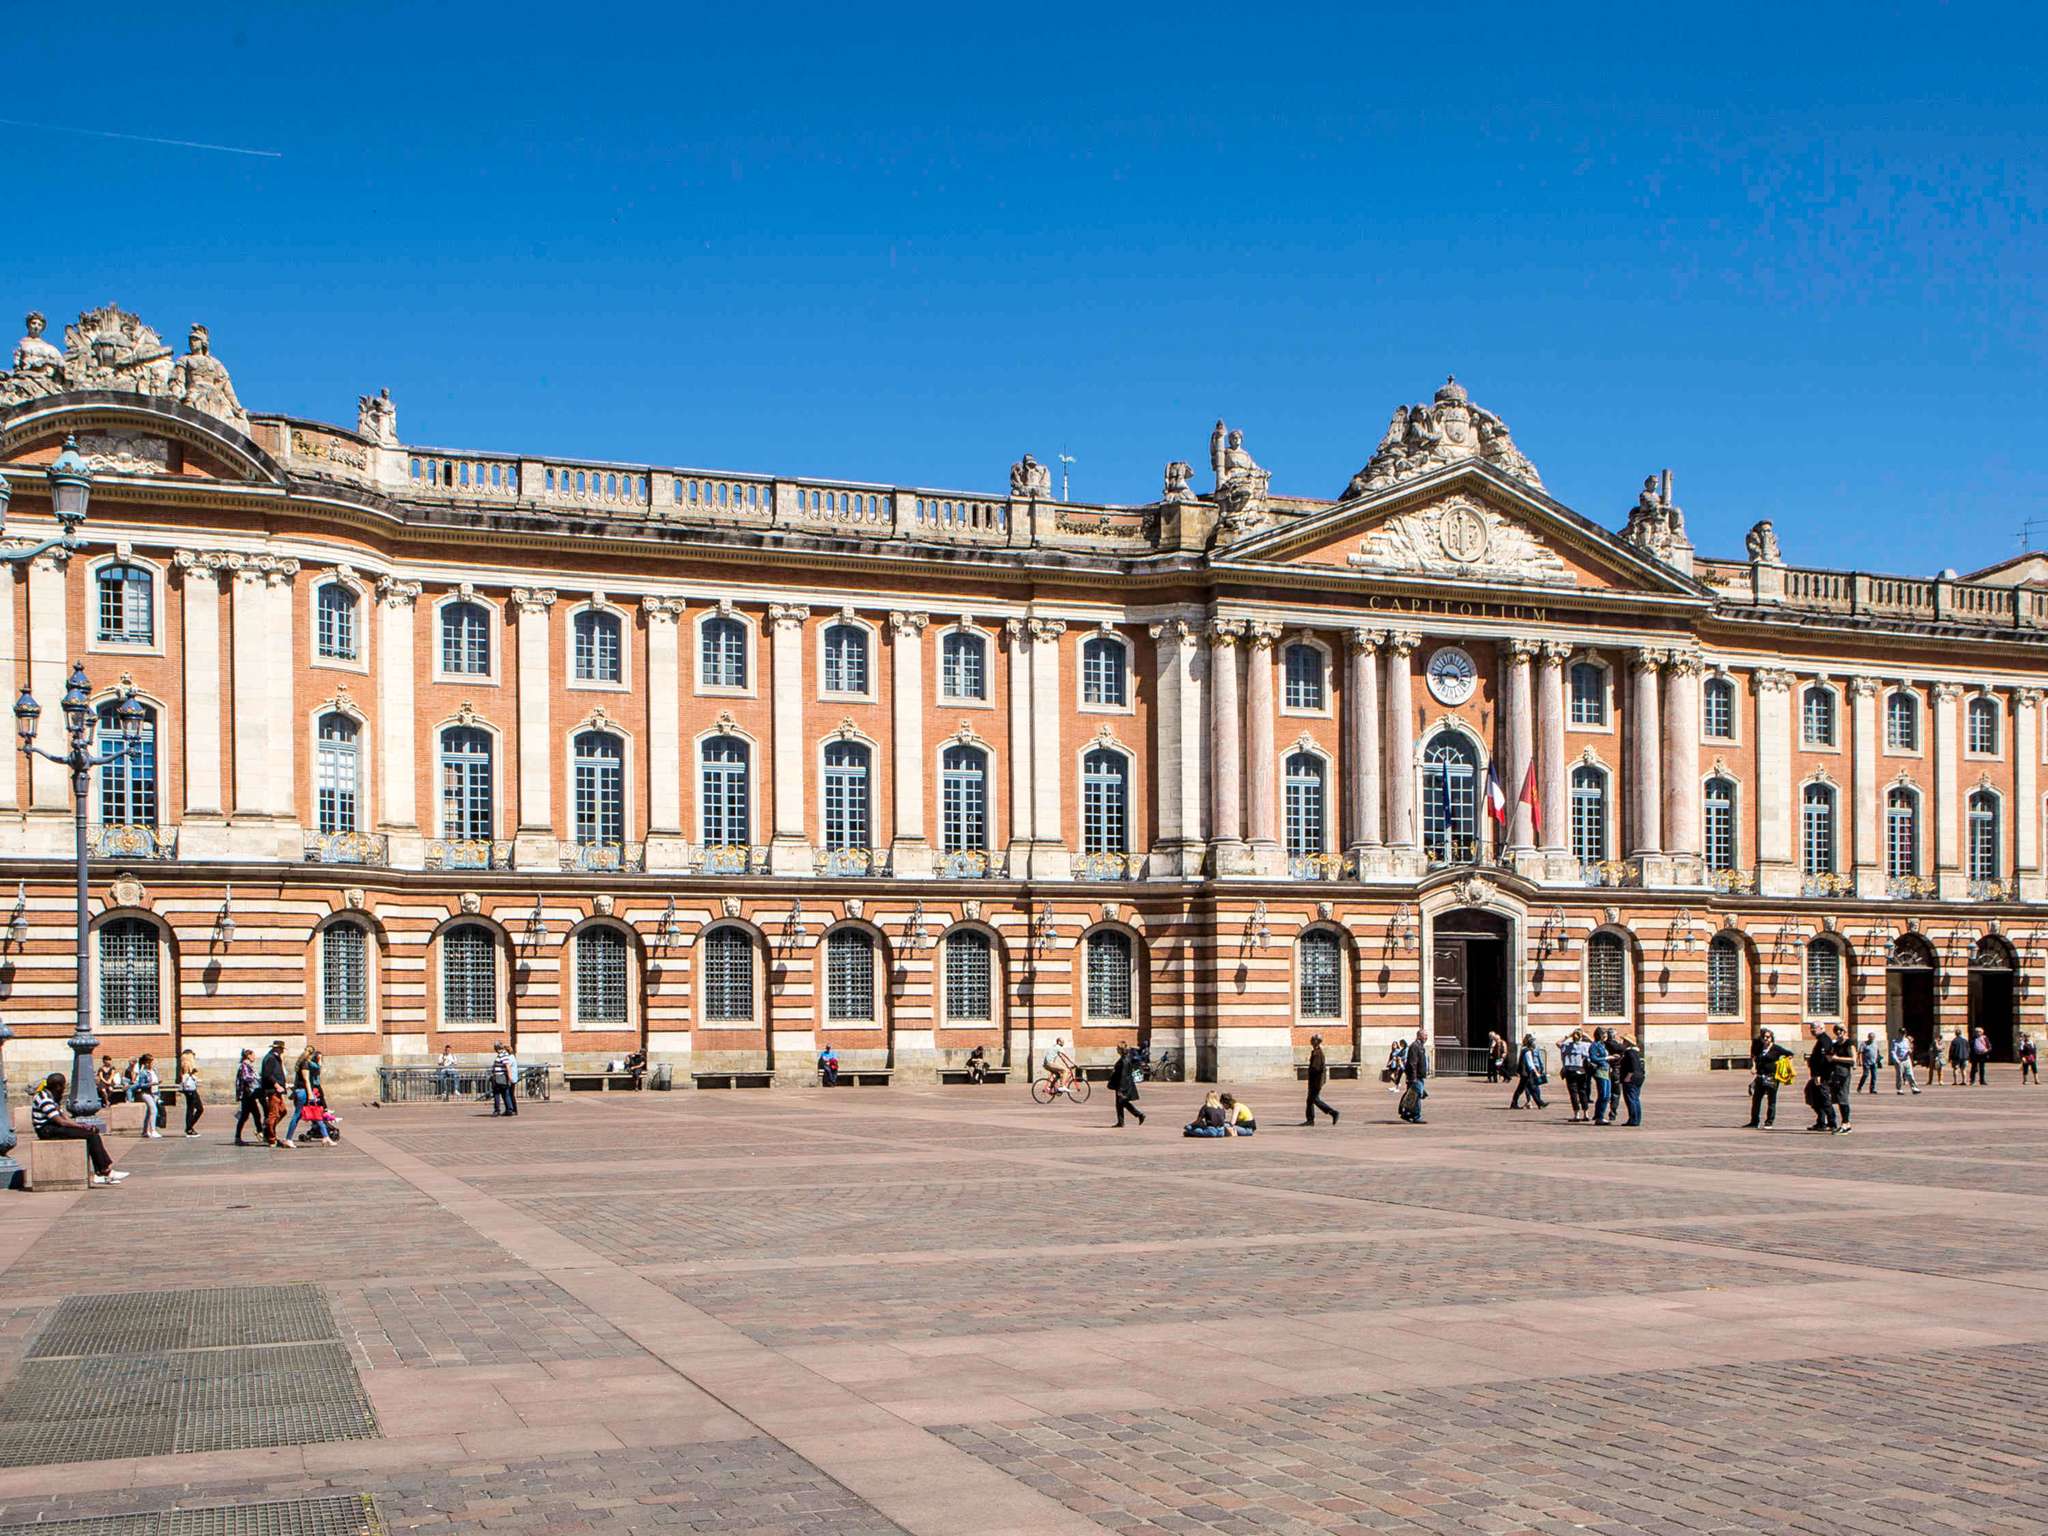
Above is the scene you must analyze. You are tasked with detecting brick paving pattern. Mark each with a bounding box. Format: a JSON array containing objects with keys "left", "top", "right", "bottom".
[{"left": 330, "top": 1277, "right": 651, "bottom": 1369}]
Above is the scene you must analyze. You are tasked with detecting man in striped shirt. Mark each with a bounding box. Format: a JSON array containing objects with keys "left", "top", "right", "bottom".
[{"left": 29, "top": 1074, "right": 127, "bottom": 1186}]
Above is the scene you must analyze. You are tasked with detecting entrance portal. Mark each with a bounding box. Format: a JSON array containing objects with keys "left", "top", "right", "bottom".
[
  {"left": 1886, "top": 934, "right": 1938, "bottom": 1064},
  {"left": 1431, "top": 908, "right": 1510, "bottom": 1070},
  {"left": 1970, "top": 936, "right": 2018, "bottom": 1061}
]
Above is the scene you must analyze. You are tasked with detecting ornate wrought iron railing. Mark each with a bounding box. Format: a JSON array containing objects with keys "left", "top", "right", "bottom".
[
  {"left": 89, "top": 823, "right": 178, "bottom": 860},
  {"left": 303, "top": 830, "right": 390, "bottom": 866},
  {"left": 562, "top": 840, "right": 646, "bottom": 873},
  {"left": 425, "top": 838, "right": 515, "bottom": 871}
]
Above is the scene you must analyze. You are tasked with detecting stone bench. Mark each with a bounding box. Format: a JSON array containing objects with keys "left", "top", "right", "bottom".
[
  {"left": 937, "top": 1067, "right": 1010, "bottom": 1085},
  {"left": 1295, "top": 1062, "right": 1362, "bottom": 1080},
  {"left": 563, "top": 1071, "right": 642, "bottom": 1092},
  {"left": 1709, "top": 1055, "right": 1753, "bottom": 1071},
  {"left": 24, "top": 1136, "right": 92, "bottom": 1190},
  {"left": 821, "top": 1068, "right": 893, "bottom": 1087},
  {"left": 691, "top": 1071, "right": 774, "bottom": 1090}
]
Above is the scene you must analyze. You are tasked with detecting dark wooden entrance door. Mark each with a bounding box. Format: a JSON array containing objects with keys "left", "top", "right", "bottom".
[
  {"left": 1432, "top": 909, "right": 1510, "bottom": 1057},
  {"left": 1432, "top": 938, "right": 1468, "bottom": 1049},
  {"left": 1970, "top": 970, "right": 2017, "bottom": 1060}
]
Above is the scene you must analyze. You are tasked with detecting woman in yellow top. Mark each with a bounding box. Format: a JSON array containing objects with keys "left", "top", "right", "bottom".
[{"left": 1219, "top": 1093, "right": 1257, "bottom": 1135}]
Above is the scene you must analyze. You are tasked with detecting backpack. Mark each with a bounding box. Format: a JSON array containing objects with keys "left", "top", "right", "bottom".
[{"left": 1772, "top": 1055, "right": 1795, "bottom": 1085}]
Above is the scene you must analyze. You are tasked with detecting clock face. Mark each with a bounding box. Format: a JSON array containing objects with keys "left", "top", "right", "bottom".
[{"left": 1426, "top": 645, "right": 1478, "bottom": 705}]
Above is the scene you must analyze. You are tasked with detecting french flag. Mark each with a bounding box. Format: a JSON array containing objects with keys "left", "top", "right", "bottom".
[{"left": 1485, "top": 765, "right": 1509, "bottom": 827}]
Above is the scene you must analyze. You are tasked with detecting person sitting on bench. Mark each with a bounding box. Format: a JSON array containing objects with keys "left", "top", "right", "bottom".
[
  {"left": 30, "top": 1074, "right": 130, "bottom": 1187},
  {"left": 818, "top": 1047, "right": 840, "bottom": 1086},
  {"left": 966, "top": 1045, "right": 989, "bottom": 1084}
]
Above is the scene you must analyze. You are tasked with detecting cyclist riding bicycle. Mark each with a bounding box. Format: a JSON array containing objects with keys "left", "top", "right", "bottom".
[{"left": 1042, "top": 1037, "right": 1075, "bottom": 1096}]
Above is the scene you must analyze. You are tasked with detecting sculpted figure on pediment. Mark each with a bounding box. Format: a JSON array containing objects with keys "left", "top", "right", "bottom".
[
  {"left": 6, "top": 312, "right": 65, "bottom": 395},
  {"left": 1346, "top": 495, "right": 1573, "bottom": 586},
  {"left": 0, "top": 306, "right": 249, "bottom": 430},
  {"left": 166, "top": 324, "right": 249, "bottom": 431},
  {"left": 1009, "top": 453, "right": 1051, "bottom": 499},
  {"left": 357, "top": 387, "right": 398, "bottom": 446},
  {"left": 1344, "top": 377, "right": 1544, "bottom": 498},
  {"left": 1208, "top": 421, "right": 1272, "bottom": 541}
]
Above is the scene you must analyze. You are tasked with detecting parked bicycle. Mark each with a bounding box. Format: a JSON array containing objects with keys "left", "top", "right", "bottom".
[{"left": 1130, "top": 1046, "right": 1182, "bottom": 1083}]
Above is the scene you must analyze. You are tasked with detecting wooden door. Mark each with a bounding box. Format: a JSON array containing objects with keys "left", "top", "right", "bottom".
[{"left": 1432, "top": 938, "right": 1466, "bottom": 1047}]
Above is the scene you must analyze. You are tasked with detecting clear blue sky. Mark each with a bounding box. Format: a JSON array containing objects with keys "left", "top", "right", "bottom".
[{"left": 3, "top": 2, "right": 2040, "bottom": 574}]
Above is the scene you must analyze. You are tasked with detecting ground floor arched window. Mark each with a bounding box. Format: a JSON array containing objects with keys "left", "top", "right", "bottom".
[
  {"left": 100, "top": 917, "right": 160, "bottom": 1031},
  {"left": 442, "top": 923, "right": 499, "bottom": 1026},
  {"left": 1084, "top": 929, "right": 1134, "bottom": 1022}
]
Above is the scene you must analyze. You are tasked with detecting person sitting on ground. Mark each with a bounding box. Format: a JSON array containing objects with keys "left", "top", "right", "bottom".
[
  {"left": 1184, "top": 1092, "right": 1230, "bottom": 1137},
  {"left": 30, "top": 1074, "right": 129, "bottom": 1187},
  {"left": 1220, "top": 1092, "right": 1256, "bottom": 1136},
  {"left": 966, "top": 1044, "right": 989, "bottom": 1084},
  {"left": 818, "top": 1047, "right": 840, "bottom": 1086},
  {"left": 1043, "top": 1037, "right": 1075, "bottom": 1096}
]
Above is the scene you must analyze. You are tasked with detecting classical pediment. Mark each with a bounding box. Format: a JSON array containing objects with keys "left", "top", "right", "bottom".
[
  {"left": 0, "top": 395, "right": 283, "bottom": 487},
  {"left": 1344, "top": 493, "right": 1573, "bottom": 585}
]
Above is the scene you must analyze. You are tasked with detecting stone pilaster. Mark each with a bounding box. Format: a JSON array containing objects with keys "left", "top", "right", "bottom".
[
  {"left": 1628, "top": 647, "right": 1664, "bottom": 860},
  {"left": 643, "top": 597, "right": 686, "bottom": 869},
  {"left": 1148, "top": 617, "right": 1205, "bottom": 876},
  {"left": 1003, "top": 618, "right": 1033, "bottom": 865},
  {"left": 1347, "top": 628, "right": 1384, "bottom": 866},
  {"left": 1754, "top": 668, "right": 1797, "bottom": 896},
  {"left": 1933, "top": 681, "right": 1964, "bottom": 898},
  {"left": 1206, "top": 619, "right": 1246, "bottom": 869},
  {"left": 374, "top": 578, "right": 422, "bottom": 863},
  {"left": 1661, "top": 648, "right": 1704, "bottom": 877},
  {"left": 1849, "top": 675, "right": 1882, "bottom": 897},
  {"left": 25, "top": 551, "right": 69, "bottom": 816},
  {"left": 171, "top": 551, "right": 227, "bottom": 821},
  {"left": 1244, "top": 622, "right": 1282, "bottom": 874},
  {"left": 1028, "top": 617, "right": 1068, "bottom": 879},
  {"left": 1537, "top": 641, "right": 1570, "bottom": 857},
  {"left": 1503, "top": 637, "right": 1537, "bottom": 858},
  {"left": 767, "top": 603, "right": 811, "bottom": 874},
  {"left": 511, "top": 587, "right": 558, "bottom": 867},
  {"left": 228, "top": 554, "right": 301, "bottom": 858},
  {"left": 2017, "top": 688, "right": 2042, "bottom": 900},
  {"left": 1383, "top": 632, "right": 1420, "bottom": 858},
  {"left": 888, "top": 611, "right": 931, "bottom": 876}
]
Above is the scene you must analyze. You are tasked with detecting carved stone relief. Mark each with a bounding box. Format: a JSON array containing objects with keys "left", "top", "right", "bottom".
[{"left": 1347, "top": 496, "right": 1573, "bottom": 585}]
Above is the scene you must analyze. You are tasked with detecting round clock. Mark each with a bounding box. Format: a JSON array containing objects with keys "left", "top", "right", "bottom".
[{"left": 1425, "top": 645, "right": 1478, "bottom": 706}]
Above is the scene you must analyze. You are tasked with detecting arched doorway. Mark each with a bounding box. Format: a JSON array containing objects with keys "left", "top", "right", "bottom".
[
  {"left": 1969, "top": 936, "right": 2018, "bottom": 1062},
  {"left": 1885, "top": 933, "right": 1938, "bottom": 1063},
  {"left": 1431, "top": 907, "right": 1510, "bottom": 1069}
]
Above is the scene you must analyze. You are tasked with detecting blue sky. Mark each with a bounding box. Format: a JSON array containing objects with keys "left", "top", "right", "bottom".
[{"left": 3, "top": 2, "right": 2040, "bottom": 573}]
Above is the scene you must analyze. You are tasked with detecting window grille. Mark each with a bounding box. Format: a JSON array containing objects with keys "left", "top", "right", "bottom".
[
  {"left": 1707, "top": 936, "right": 1740, "bottom": 1016},
  {"left": 1085, "top": 930, "right": 1133, "bottom": 1018},
  {"left": 1586, "top": 932, "right": 1625, "bottom": 1017},
  {"left": 944, "top": 930, "right": 992, "bottom": 1021},
  {"left": 323, "top": 922, "right": 368, "bottom": 1027},
  {"left": 442, "top": 924, "right": 497, "bottom": 1024},
  {"left": 826, "top": 928, "right": 875, "bottom": 1020},
  {"left": 100, "top": 918, "right": 159, "bottom": 1030},
  {"left": 703, "top": 926, "right": 754, "bottom": 1020},
  {"left": 1299, "top": 930, "right": 1341, "bottom": 1017},
  {"left": 576, "top": 927, "right": 629, "bottom": 1025},
  {"left": 1806, "top": 939, "right": 1841, "bottom": 1016}
]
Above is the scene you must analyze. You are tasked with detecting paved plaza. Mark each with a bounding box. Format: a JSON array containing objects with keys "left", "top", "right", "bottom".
[{"left": 0, "top": 1074, "right": 2045, "bottom": 1535}]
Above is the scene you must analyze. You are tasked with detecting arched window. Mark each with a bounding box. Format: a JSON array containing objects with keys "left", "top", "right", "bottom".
[
  {"left": 822, "top": 741, "right": 872, "bottom": 851},
  {"left": 1706, "top": 934, "right": 1741, "bottom": 1017},
  {"left": 1886, "top": 690, "right": 1919, "bottom": 751},
  {"left": 1585, "top": 931, "right": 1626, "bottom": 1018},
  {"left": 575, "top": 926, "right": 630, "bottom": 1026},
  {"left": 1084, "top": 930, "right": 1133, "bottom": 1020},
  {"left": 1968, "top": 790, "right": 2001, "bottom": 881},
  {"left": 1703, "top": 776, "right": 1736, "bottom": 871},
  {"left": 1805, "top": 937, "right": 1842, "bottom": 1017},
  {"left": 1570, "top": 765, "right": 1607, "bottom": 864},
  {"left": 441, "top": 923, "right": 498, "bottom": 1025},
  {"left": 1283, "top": 643, "right": 1325, "bottom": 710},
  {"left": 572, "top": 731, "right": 624, "bottom": 848},
  {"left": 316, "top": 712, "right": 361, "bottom": 834},
  {"left": 1284, "top": 752, "right": 1326, "bottom": 857},
  {"left": 316, "top": 583, "right": 359, "bottom": 661},
  {"left": 944, "top": 929, "right": 993, "bottom": 1023},
  {"left": 1081, "top": 635, "right": 1127, "bottom": 707},
  {"left": 573, "top": 610, "right": 622, "bottom": 683},
  {"left": 1801, "top": 685, "right": 1836, "bottom": 748},
  {"left": 1702, "top": 677, "right": 1735, "bottom": 740},
  {"left": 700, "top": 735, "right": 750, "bottom": 846},
  {"left": 1801, "top": 783, "right": 1837, "bottom": 875},
  {"left": 1885, "top": 786, "right": 1919, "bottom": 879},
  {"left": 1081, "top": 749, "right": 1128, "bottom": 854},
  {"left": 1299, "top": 930, "right": 1342, "bottom": 1019},
  {"left": 322, "top": 921, "right": 368, "bottom": 1028},
  {"left": 940, "top": 631, "right": 986, "bottom": 700},
  {"left": 99, "top": 917, "right": 159, "bottom": 1031},
  {"left": 700, "top": 615, "right": 748, "bottom": 689},
  {"left": 825, "top": 928, "right": 876, "bottom": 1022},
  {"left": 439, "top": 726, "right": 493, "bottom": 841},
  {"left": 1568, "top": 662, "right": 1607, "bottom": 726},
  {"left": 702, "top": 926, "right": 754, "bottom": 1021},
  {"left": 97, "top": 700, "right": 157, "bottom": 827},
  {"left": 1967, "top": 696, "right": 2001, "bottom": 755},
  {"left": 941, "top": 745, "right": 988, "bottom": 852},
  {"left": 1421, "top": 735, "right": 1479, "bottom": 863},
  {"left": 822, "top": 623, "right": 869, "bottom": 694},
  {"left": 440, "top": 601, "right": 492, "bottom": 676},
  {"left": 95, "top": 563, "right": 154, "bottom": 645}
]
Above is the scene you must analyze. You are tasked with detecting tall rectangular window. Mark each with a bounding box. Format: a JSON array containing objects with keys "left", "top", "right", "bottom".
[
  {"left": 1707, "top": 938, "right": 1740, "bottom": 1017},
  {"left": 576, "top": 928, "right": 630, "bottom": 1025},
  {"left": 701, "top": 617, "right": 747, "bottom": 689},
  {"left": 316, "top": 583, "right": 359, "bottom": 660},
  {"left": 442, "top": 925, "right": 498, "bottom": 1025},
  {"left": 1586, "top": 934, "right": 1625, "bottom": 1018},
  {"left": 1081, "top": 750, "right": 1128, "bottom": 854},
  {"left": 1081, "top": 636, "right": 1126, "bottom": 707},
  {"left": 826, "top": 930, "right": 875, "bottom": 1021},
  {"left": 703, "top": 927, "right": 753, "bottom": 1020},
  {"left": 1299, "top": 932, "right": 1341, "bottom": 1018},
  {"left": 1570, "top": 767, "right": 1606, "bottom": 864},
  {"left": 1702, "top": 677, "right": 1734, "bottom": 740},
  {"left": 322, "top": 923, "right": 368, "bottom": 1028},
  {"left": 822, "top": 743, "right": 871, "bottom": 850},
  {"left": 944, "top": 932, "right": 992, "bottom": 1021},
  {"left": 942, "top": 747, "right": 988, "bottom": 852},
  {"left": 1703, "top": 778, "right": 1735, "bottom": 871},
  {"left": 941, "top": 632, "right": 986, "bottom": 700},
  {"left": 1284, "top": 754, "right": 1325, "bottom": 857},
  {"left": 701, "top": 737, "right": 750, "bottom": 846}
]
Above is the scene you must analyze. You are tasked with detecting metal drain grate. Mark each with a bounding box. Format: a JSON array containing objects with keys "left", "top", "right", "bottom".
[
  {"left": 0, "top": 1495, "right": 380, "bottom": 1536},
  {"left": 31, "top": 1286, "right": 339, "bottom": 1359}
]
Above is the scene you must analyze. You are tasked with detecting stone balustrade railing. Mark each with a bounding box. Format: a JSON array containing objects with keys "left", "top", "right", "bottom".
[{"left": 1699, "top": 558, "right": 2048, "bottom": 630}]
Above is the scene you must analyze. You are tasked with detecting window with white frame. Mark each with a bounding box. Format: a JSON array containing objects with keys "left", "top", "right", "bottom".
[
  {"left": 1801, "top": 685, "right": 1836, "bottom": 747},
  {"left": 1806, "top": 937, "right": 1842, "bottom": 1016},
  {"left": 941, "top": 745, "right": 988, "bottom": 852},
  {"left": 1081, "top": 749, "right": 1128, "bottom": 855},
  {"left": 322, "top": 922, "right": 368, "bottom": 1028},
  {"left": 700, "top": 615, "right": 748, "bottom": 689},
  {"left": 1967, "top": 696, "right": 2001, "bottom": 755},
  {"left": 99, "top": 918, "right": 159, "bottom": 1030},
  {"left": 575, "top": 926, "right": 630, "bottom": 1026},
  {"left": 1283, "top": 643, "right": 1325, "bottom": 710},
  {"left": 573, "top": 610, "right": 622, "bottom": 684},
  {"left": 1703, "top": 776, "right": 1736, "bottom": 871},
  {"left": 1570, "top": 765, "right": 1607, "bottom": 864},
  {"left": 1886, "top": 690, "right": 1919, "bottom": 751},
  {"left": 316, "top": 582, "right": 359, "bottom": 661},
  {"left": 1421, "top": 735, "right": 1479, "bottom": 862},
  {"left": 822, "top": 623, "right": 869, "bottom": 695},
  {"left": 1885, "top": 786, "right": 1918, "bottom": 879},
  {"left": 572, "top": 731, "right": 624, "bottom": 848},
  {"left": 1707, "top": 934, "right": 1741, "bottom": 1017},
  {"left": 1702, "top": 677, "right": 1735, "bottom": 740},
  {"left": 822, "top": 741, "right": 872, "bottom": 850},
  {"left": 316, "top": 712, "right": 361, "bottom": 834},
  {"left": 1969, "top": 790, "right": 2001, "bottom": 880},
  {"left": 825, "top": 928, "right": 875, "bottom": 1021},
  {"left": 702, "top": 925, "right": 754, "bottom": 1021},
  {"left": 97, "top": 701, "right": 157, "bottom": 827},
  {"left": 440, "top": 600, "right": 492, "bottom": 676},
  {"left": 1801, "top": 783, "right": 1837, "bottom": 875},
  {"left": 95, "top": 563, "right": 154, "bottom": 645},
  {"left": 1299, "top": 930, "right": 1342, "bottom": 1018},
  {"left": 1585, "top": 931, "right": 1626, "bottom": 1018},
  {"left": 1284, "top": 752, "right": 1326, "bottom": 857},
  {"left": 439, "top": 726, "right": 493, "bottom": 841},
  {"left": 1084, "top": 929, "right": 1133, "bottom": 1019},
  {"left": 940, "top": 631, "right": 986, "bottom": 700},
  {"left": 1081, "top": 634, "right": 1127, "bottom": 707},
  {"left": 944, "top": 929, "right": 992, "bottom": 1022},
  {"left": 442, "top": 923, "right": 498, "bottom": 1025},
  {"left": 1569, "top": 662, "right": 1607, "bottom": 726},
  {"left": 700, "top": 736, "right": 750, "bottom": 846}
]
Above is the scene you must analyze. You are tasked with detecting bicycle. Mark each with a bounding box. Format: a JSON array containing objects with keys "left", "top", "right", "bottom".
[
  {"left": 1133, "top": 1047, "right": 1182, "bottom": 1084},
  {"left": 1030, "top": 1072, "right": 1092, "bottom": 1105}
]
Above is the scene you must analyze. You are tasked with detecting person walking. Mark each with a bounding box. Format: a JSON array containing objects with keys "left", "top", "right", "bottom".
[
  {"left": 490, "top": 1043, "right": 520, "bottom": 1116},
  {"left": 1616, "top": 1034, "right": 1645, "bottom": 1126},
  {"left": 284, "top": 1050, "right": 322, "bottom": 1145},
  {"left": 1826, "top": 1024, "right": 1856, "bottom": 1130},
  {"left": 1890, "top": 1033, "right": 1921, "bottom": 1094},
  {"left": 1805, "top": 1025, "right": 1842, "bottom": 1133},
  {"left": 259, "top": 1039, "right": 292, "bottom": 1147},
  {"left": 1856, "top": 1031, "right": 1881, "bottom": 1094},
  {"left": 1510, "top": 1034, "right": 1547, "bottom": 1109},
  {"left": 1398, "top": 1027, "right": 1430, "bottom": 1124},
  {"left": 1485, "top": 1031, "right": 1507, "bottom": 1084},
  {"left": 1303, "top": 1034, "right": 1339, "bottom": 1126},
  {"left": 1109, "top": 1042, "right": 1146, "bottom": 1128},
  {"left": 1947, "top": 1028, "right": 1970, "bottom": 1087},
  {"left": 30, "top": 1074, "right": 129, "bottom": 1187},
  {"left": 1970, "top": 1028, "right": 1991, "bottom": 1086},
  {"left": 2021, "top": 1032, "right": 2039, "bottom": 1084},
  {"left": 1558, "top": 1030, "right": 1590, "bottom": 1122},
  {"left": 179, "top": 1058, "right": 204, "bottom": 1137},
  {"left": 1749, "top": 1028, "right": 1792, "bottom": 1128},
  {"left": 232, "top": 1049, "right": 262, "bottom": 1145},
  {"left": 133, "top": 1054, "right": 164, "bottom": 1138}
]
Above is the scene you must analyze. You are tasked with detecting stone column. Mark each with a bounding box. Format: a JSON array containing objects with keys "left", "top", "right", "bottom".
[
  {"left": 888, "top": 611, "right": 930, "bottom": 876},
  {"left": 231, "top": 556, "right": 300, "bottom": 831},
  {"left": 26, "top": 552, "right": 70, "bottom": 814},
  {"left": 767, "top": 603, "right": 811, "bottom": 874},
  {"left": 1383, "top": 632, "right": 1420, "bottom": 852},
  {"left": 1503, "top": 637, "right": 1537, "bottom": 857},
  {"left": 2017, "top": 688, "right": 2042, "bottom": 900},
  {"left": 376, "top": 579, "right": 421, "bottom": 854},
  {"left": 1004, "top": 619, "right": 1034, "bottom": 865},
  {"left": 1206, "top": 619, "right": 1245, "bottom": 865},
  {"left": 1537, "top": 641, "right": 1569, "bottom": 853},
  {"left": 172, "top": 551, "right": 227, "bottom": 821},
  {"left": 1245, "top": 622, "right": 1281, "bottom": 872},
  {"left": 1933, "top": 681, "right": 1963, "bottom": 898},
  {"left": 1628, "top": 647, "right": 1664, "bottom": 858},
  {"left": 1661, "top": 649, "right": 1703, "bottom": 862},
  {"left": 1028, "top": 618, "right": 1068, "bottom": 879},
  {"left": 643, "top": 597, "right": 685, "bottom": 867},
  {"left": 1849, "top": 676, "right": 1881, "bottom": 895},
  {"left": 1148, "top": 617, "right": 1206, "bottom": 875},
  {"left": 1347, "top": 628, "right": 1383, "bottom": 859},
  {"left": 511, "top": 587, "right": 557, "bottom": 865},
  {"left": 1754, "top": 668, "right": 1796, "bottom": 895},
  {"left": 0, "top": 565, "right": 14, "bottom": 811}
]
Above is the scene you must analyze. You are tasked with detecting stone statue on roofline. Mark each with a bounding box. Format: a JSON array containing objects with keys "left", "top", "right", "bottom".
[
  {"left": 1207, "top": 419, "right": 1271, "bottom": 540},
  {"left": 1161, "top": 459, "right": 1194, "bottom": 503},
  {"left": 0, "top": 305, "right": 250, "bottom": 431},
  {"left": 10, "top": 312, "right": 64, "bottom": 389},
  {"left": 1746, "top": 519, "right": 1783, "bottom": 566},
  {"left": 166, "top": 324, "right": 248, "bottom": 430},
  {"left": 1009, "top": 452, "right": 1051, "bottom": 499},
  {"left": 1342, "top": 376, "right": 1544, "bottom": 498},
  {"left": 1620, "top": 469, "right": 1694, "bottom": 574},
  {"left": 357, "top": 387, "right": 398, "bottom": 446}
]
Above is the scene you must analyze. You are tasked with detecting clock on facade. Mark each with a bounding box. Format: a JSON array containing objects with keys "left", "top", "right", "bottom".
[{"left": 1425, "top": 645, "right": 1478, "bottom": 705}]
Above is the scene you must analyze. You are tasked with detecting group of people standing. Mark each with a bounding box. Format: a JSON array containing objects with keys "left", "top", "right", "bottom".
[
  {"left": 1488, "top": 1028, "right": 1645, "bottom": 1126},
  {"left": 1754, "top": 1021, "right": 2037, "bottom": 1132},
  {"left": 93, "top": 1052, "right": 204, "bottom": 1137}
]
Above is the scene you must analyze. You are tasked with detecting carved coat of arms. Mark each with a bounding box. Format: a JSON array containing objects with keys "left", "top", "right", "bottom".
[{"left": 1347, "top": 497, "right": 1573, "bottom": 585}]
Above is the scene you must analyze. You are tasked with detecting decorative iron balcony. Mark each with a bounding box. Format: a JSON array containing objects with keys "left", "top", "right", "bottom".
[
  {"left": 1287, "top": 852, "right": 1353, "bottom": 882},
  {"left": 89, "top": 823, "right": 178, "bottom": 860},
  {"left": 425, "top": 838, "right": 515, "bottom": 871},
  {"left": 303, "top": 830, "right": 390, "bottom": 866},
  {"left": 1800, "top": 871, "right": 1853, "bottom": 898},
  {"left": 562, "top": 840, "right": 645, "bottom": 873},
  {"left": 936, "top": 849, "right": 1007, "bottom": 879},
  {"left": 1075, "top": 850, "right": 1141, "bottom": 882},
  {"left": 1580, "top": 859, "right": 1641, "bottom": 888},
  {"left": 690, "top": 843, "right": 765, "bottom": 875},
  {"left": 814, "top": 846, "right": 890, "bottom": 877}
]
